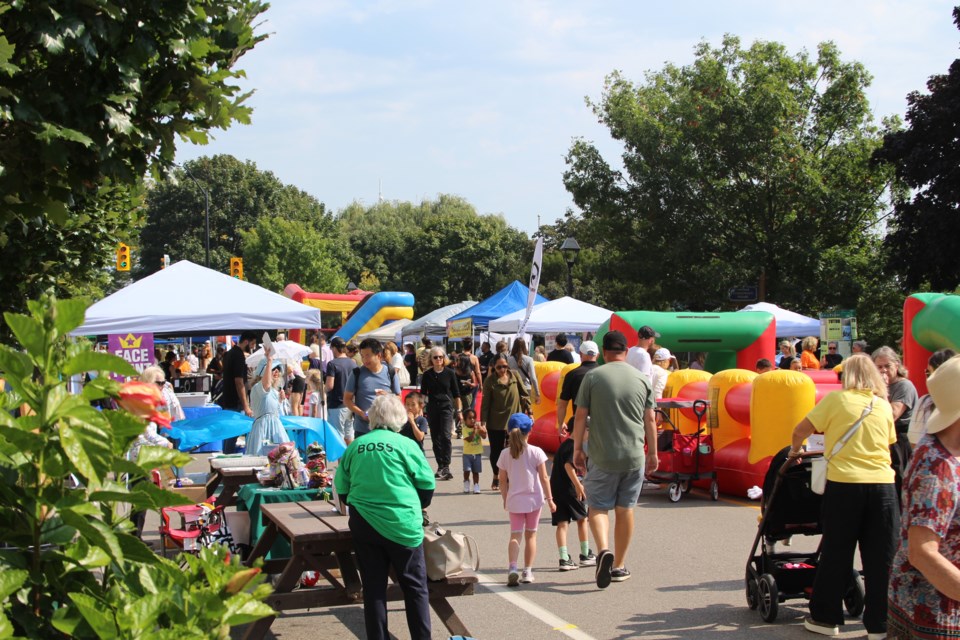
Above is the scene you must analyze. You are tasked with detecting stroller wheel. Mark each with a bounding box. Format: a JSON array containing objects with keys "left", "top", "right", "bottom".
[
  {"left": 668, "top": 483, "right": 683, "bottom": 503},
  {"left": 745, "top": 568, "right": 759, "bottom": 610},
  {"left": 709, "top": 479, "right": 719, "bottom": 501},
  {"left": 844, "top": 570, "right": 865, "bottom": 617},
  {"left": 757, "top": 574, "right": 779, "bottom": 623}
]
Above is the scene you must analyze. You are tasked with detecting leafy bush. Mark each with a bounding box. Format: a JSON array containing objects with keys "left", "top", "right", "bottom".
[{"left": 0, "top": 295, "right": 272, "bottom": 637}]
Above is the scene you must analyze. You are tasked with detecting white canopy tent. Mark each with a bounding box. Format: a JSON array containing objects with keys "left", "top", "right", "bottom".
[
  {"left": 356, "top": 318, "right": 413, "bottom": 343},
  {"left": 402, "top": 301, "right": 477, "bottom": 338},
  {"left": 488, "top": 296, "right": 613, "bottom": 334},
  {"left": 738, "top": 302, "right": 820, "bottom": 337},
  {"left": 72, "top": 260, "right": 321, "bottom": 336}
]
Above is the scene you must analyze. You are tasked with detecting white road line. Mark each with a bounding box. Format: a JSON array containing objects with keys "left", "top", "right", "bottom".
[{"left": 475, "top": 571, "right": 599, "bottom": 640}]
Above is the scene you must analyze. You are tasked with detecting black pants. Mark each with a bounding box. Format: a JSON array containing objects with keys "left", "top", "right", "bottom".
[
  {"left": 349, "top": 509, "right": 431, "bottom": 640},
  {"left": 427, "top": 408, "right": 452, "bottom": 469},
  {"left": 488, "top": 429, "right": 507, "bottom": 477},
  {"left": 809, "top": 481, "right": 899, "bottom": 634}
]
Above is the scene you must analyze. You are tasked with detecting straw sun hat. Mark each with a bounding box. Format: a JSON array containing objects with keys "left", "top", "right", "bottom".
[{"left": 924, "top": 356, "right": 960, "bottom": 435}]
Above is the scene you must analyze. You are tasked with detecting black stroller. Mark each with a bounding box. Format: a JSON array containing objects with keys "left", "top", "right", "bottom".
[{"left": 744, "top": 448, "right": 865, "bottom": 623}]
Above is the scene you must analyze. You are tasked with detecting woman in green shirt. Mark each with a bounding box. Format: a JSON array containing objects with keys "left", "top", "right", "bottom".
[
  {"left": 334, "top": 394, "right": 436, "bottom": 640},
  {"left": 481, "top": 353, "right": 529, "bottom": 490}
]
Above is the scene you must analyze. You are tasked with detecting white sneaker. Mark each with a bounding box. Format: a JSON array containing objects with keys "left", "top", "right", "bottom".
[
  {"left": 520, "top": 568, "right": 534, "bottom": 583},
  {"left": 463, "top": 481, "right": 470, "bottom": 493},
  {"left": 507, "top": 569, "right": 520, "bottom": 587},
  {"left": 473, "top": 483, "right": 481, "bottom": 494}
]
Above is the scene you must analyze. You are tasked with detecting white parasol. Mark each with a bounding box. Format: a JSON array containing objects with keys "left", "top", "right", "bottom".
[{"left": 245, "top": 338, "right": 312, "bottom": 368}]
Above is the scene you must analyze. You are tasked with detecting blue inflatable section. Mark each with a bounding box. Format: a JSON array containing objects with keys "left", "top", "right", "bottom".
[{"left": 334, "top": 291, "right": 415, "bottom": 342}]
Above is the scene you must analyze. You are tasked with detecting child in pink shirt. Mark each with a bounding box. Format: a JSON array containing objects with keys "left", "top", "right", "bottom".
[{"left": 498, "top": 413, "right": 555, "bottom": 586}]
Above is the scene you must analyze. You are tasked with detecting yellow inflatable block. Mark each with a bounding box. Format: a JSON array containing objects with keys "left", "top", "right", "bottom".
[{"left": 749, "top": 370, "right": 816, "bottom": 464}]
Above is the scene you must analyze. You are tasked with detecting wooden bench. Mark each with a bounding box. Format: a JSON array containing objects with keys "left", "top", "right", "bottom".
[
  {"left": 205, "top": 456, "right": 267, "bottom": 507},
  {"left": 240, "top": 502, "right": 476, "bottom": 639}
]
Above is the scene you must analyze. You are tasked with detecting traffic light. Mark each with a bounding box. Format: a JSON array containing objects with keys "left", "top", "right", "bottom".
[
  {"left": 230, "top": 257, "right": 243, "bottom": 279},
  {"left": 160, "top": 254, "right": 170, "bottom": 269},
  {"left": 116, "top": 243, "right": 130, "bottom": 271}
]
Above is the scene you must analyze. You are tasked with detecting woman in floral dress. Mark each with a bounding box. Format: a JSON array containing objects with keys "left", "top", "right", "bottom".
[{"left": 888, "top": 355, "right": 960, "bottom": 639}]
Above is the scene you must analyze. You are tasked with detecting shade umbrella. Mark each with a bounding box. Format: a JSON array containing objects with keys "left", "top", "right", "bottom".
[{"left": 245, "top": 340, "right": 312, "bottom": 369}]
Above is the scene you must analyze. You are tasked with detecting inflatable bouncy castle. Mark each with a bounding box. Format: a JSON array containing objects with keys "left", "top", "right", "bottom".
[
  {"left": 283, "top": 284, "right": 415, "bottom": 343},
  {"left": 903, "top": 292, "right": 960, "bottom": 396}
]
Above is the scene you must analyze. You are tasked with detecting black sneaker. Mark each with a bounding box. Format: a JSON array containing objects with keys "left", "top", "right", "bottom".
[
  {"left": 558, "top": 558, "right": 578, "bottom": 571},
  {"left": 610, "top": 567, "right": 631, "bottom": 582},
  {"left": 595, "top": 550, "right": 614, "bottom": 589},
  {"left": 440, "top": 468, "right": 454, "bottom": 481},
  {"left": 579, "top": 551, "right": 597, "bottom": 567}
]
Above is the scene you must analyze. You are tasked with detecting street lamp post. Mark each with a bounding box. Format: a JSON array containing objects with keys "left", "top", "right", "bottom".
[
  {"left": 560, "top": 237, "right": 581, "bottom": 297},
  {"left": 181, "top": 165, "right": 210, "bottom": 269}
]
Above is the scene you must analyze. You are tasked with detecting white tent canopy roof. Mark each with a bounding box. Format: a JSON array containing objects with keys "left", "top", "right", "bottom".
[
  {"left": 72, "top": 260, "right": 321, "bottom": 336},
  {"left": 488, "top": 296, "right": 613, "bottom": 334},
  {"left": 738, "top": 301, "right": 820, "bottom": 337},
  {"left": 402, "top": 301, "right": 477, "bottom": 337},
  {"left": 356, "top": 318, "right": 413, "bottom": 343}
]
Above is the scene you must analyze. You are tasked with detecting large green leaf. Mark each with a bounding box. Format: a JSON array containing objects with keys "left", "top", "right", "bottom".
[
  {"left": 66, "top": 592, "right": 118, "bottom": 639},
  {"left": 2, "top": 313, "right": 45, "bottom": 360},
  {"left": 0, "top": 346, "right": 31, "bottom": 386},
  {"left": 103, "top": 410, "right": 152, "bottom": 452},
  {"left": 59, "top": 422, "right": 114, "bottom": 487},
  {"left": 59, "top": 510, "right": 123, "bottom": 563},
  {"left": 52, "top": 298, "right": 90, "bottom": 335}
]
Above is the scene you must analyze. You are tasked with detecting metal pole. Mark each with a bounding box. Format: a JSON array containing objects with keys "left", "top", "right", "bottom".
[
  {"left": 566, "top": 261, "right": 574, "bottom": 297},
  {"left": 181, "top": 165, "right": 210, "bottom": 268}
]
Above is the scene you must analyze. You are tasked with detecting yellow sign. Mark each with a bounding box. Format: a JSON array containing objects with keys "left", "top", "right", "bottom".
[
  {"left": 447, "top": 318, "right": 473, "bottom": 340},
  {"left": 825, "top": 318, "right": 843, "bottom": 341}
]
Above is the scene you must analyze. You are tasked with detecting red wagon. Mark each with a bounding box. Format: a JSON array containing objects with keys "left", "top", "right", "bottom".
[{"left": 646, "top": 398, "right": 718, "bottom": 502}]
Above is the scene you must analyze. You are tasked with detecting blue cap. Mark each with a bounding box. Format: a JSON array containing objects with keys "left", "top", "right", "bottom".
[
  {"left": 507, "top": 413, "right": 533, "bottom": 433},
  {"left": 255, "top": 359, "right": 284, "bottom": 378}
]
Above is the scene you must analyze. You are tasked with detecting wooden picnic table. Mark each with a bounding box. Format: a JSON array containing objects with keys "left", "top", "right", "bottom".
[
  {"left": 205, "top": 456, "right": 267, "bottom": 507},
  {"left": 241, "top": 501, "right": 476, "bottom": 639}
]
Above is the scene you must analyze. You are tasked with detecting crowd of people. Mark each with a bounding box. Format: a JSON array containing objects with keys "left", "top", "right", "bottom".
[{"left": 138, "top": 327, "right": 960, "bottom": 640}]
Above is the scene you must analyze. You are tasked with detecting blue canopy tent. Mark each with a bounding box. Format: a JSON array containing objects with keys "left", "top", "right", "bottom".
[{"left": 446, "top": 281, "right": 549, "bottom": 331}]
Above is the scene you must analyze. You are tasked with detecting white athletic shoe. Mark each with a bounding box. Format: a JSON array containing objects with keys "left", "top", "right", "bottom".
[{"left": 520, "top": 568, "right": 535, "bottom": 584}]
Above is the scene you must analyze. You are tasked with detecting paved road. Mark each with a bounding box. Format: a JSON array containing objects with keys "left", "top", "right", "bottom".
[{"left": 158, "top": 441, "right": 875, "bottom": 640}]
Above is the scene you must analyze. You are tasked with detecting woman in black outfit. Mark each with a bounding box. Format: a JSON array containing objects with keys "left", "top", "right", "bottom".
[{"left": 419, "top": 346, "right": 462, "bottom": 481}]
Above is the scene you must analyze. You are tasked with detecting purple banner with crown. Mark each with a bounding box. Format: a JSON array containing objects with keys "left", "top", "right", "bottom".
[{"left": 108, "top": 332, "right": 155, "bottom": 381}]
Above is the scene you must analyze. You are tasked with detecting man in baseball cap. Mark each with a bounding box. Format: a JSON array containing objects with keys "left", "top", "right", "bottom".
[{"left": 572, "top": 328, "right": 657, "bottom": 589}]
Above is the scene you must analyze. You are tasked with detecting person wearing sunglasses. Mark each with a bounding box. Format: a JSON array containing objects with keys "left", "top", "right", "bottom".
[
  {"left": 820, "top": 341, "right": 844, "bottom": 369},
  {"left": 482, "top": 354, "right": 530, "bottom": 490},
  {"left": 419, "top": 347, "right": 462, "bottom": 481}
]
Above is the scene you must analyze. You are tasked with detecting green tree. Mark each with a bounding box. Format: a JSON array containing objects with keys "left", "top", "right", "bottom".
[
  {"left": 241, "top": 216, "right": 345, "bottom": 293},
  {"left": 0, "top": 0, "right": 268, "bottom": 226},
  {"left": 337, "top": 196, "right": 531, "bottom": 313},
  {"left": 140, "top": 155, "right": 334, "bottom": 277},
  {"left": 875, "top": 7, "right": 960, "bottom": 291},
  {"left": 0, "top": 181, "right": 145, "bottom": 343},
  {"left": 564, "top": 36, "right": 894, "bottom": 314}
]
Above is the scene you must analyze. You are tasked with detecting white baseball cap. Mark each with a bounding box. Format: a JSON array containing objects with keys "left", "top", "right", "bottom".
[
  {"left": 579, "top": 341, "right": 599, "bottom": 356},
  {"left": 654, "top": 347, "right": 672, "bottom": 361}
]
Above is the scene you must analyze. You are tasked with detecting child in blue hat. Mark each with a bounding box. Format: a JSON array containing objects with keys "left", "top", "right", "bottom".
[{"left": 498, "top": 413, "right": 555, "bottom": 586}]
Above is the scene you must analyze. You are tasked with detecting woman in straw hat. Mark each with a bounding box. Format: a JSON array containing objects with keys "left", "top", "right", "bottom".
[
  {"left": 888, "top": 355, "right": 960, "bottom": 639},
  {"left": 787, "top": 354, "right": 898, "bottom": 639}
]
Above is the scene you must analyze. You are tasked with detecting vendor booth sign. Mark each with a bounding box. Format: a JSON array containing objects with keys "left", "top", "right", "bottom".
[
  {"left": 447, "top": 318, "right": 473, "bottom": 340},
  {"left": 108, "top": 332, "right": 154, "bottom": 380}
]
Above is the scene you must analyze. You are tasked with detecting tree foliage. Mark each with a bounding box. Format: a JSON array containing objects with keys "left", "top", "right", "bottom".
[
  {"left": 0, "top": 0, "right": 268, "bottom": 226},
  {"left": 563, "top": 36, "right": 894, "bottom": 315},
  {"left": 875, "top": 7, "right": 960, "bottom": 291},
  {"left": 337, "top": 196, "right": 532, "bottom": 313},
  {"left": 140, "top": 155, "right": 334, "bottom": 279},
  {"left": 241, "top": 216, "right": 345, "bottom": 293}
]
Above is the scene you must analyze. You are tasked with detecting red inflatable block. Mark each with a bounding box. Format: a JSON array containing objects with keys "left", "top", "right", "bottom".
[
  {"left": 528, "top": 412, "right": 567, "bottom": 454},
  {"left": 540, "top": 370, "right": 561, "bottom": 402}
]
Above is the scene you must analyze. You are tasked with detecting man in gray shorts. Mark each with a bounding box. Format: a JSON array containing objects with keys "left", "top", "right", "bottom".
[{"left": 573, "top": 329, "right": 658, "bottom": 589}]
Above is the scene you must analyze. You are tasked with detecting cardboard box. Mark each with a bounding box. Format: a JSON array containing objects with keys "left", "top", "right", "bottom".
[
  {"left": 175, "top": 392, "right": 210, "bottom": 408},
  {"left": 170, "top": 484, "right": 209, "bottom": 504}
]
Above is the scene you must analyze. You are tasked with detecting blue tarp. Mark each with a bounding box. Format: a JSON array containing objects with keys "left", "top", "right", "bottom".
[
  {"left": 162, "top": 412, "right": 347, "bottom": 461},
  {"left": 446, "top": 281, "right": 548, "bottom": 329}
]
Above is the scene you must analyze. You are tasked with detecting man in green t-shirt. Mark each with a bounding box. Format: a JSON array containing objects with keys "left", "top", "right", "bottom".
[{"left": 573, "top": 329, "right": 658, "bottom": 589}]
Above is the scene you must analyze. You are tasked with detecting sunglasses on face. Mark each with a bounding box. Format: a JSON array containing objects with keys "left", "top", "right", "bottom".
[
  {"left": 432, "top": 356, "right": 444, "bottom": 360},
  {"left": 495, "top": 365, "right": 509, "bottom": 371},
  {"left": 155, "top": 381, "right": 165, "bottom": 387}
]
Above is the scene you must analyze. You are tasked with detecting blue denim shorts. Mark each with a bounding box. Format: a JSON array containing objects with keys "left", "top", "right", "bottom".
[
  {"left": 462, "top": 453, "right": 483, "bottom": 474},
  {"left": 582, "top": 459, "right": 645, "bottom": 510}
]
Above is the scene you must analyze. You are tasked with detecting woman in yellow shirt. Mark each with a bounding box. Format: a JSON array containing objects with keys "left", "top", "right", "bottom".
[{"left": 788, "top": 354, "right": 897, "bottom": 639}]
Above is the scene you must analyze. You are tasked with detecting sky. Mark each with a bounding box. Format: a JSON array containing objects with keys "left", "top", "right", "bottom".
[{"left": 177, "top": 1, "right": 960, "bottom": 235}]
